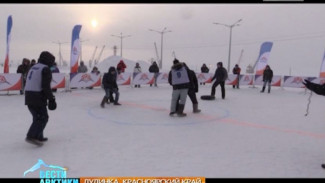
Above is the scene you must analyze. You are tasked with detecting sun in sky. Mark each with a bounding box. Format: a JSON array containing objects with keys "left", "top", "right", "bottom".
[{"left": 91, "top": 18, "right": 98, "bottom": 28}]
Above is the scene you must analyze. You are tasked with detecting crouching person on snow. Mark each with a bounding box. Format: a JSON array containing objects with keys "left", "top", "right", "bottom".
[
  {"left": 168, "top": 59, "right": 191, "bottom": 117},
  {"left": 25, "top": 51, "right": 57, "bottom": 146},
  {"left": 302, "top": 79, "right": 325, "bottom": 169},
  {"left": 101, "top": 66, "right": 121, "bottom": 108}
]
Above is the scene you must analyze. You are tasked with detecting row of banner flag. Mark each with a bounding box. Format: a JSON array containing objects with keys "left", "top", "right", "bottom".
[
  {"left": 1, "top": 72, "right": 325, "bottom": 91},
  {"left": 1, "top": 16, "right": 325, "bottom": 77}
]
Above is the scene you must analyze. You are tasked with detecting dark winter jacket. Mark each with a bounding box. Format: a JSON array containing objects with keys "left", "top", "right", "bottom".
[
  {"left": 201, "top": 65, "right": 209, "bottom": 73},
  {"left": 78, "top": 62, "right": 88, "bottom": 73},
  {"left": 25, "top": 51, "right": 55, "bottom": 107},
  {"left": 233, "top": 66, "right": 241, "bottom": 75},
  {"left": 211, "top": 67, "right": 228, "bottom": 83},
  {"left": 149, "top": 62, "right": 159, "bottom": 73},
  {"left": 188, "top": 69, "right": 199, "bottom": 93},
  {"left": 17, "top": 59, "right": 30, "bottom": 79},
  {"left": 263, "top": 68, "right": 273, "bottom": 82},
  {"left": 102, "top": 67, "right": 118, "bottom": 90},
  {"left": 304, "top": 81, "right": 325, "bottom": 96},
  {"left": 168, "top": 62, "right": 191, "bottom": 90}
]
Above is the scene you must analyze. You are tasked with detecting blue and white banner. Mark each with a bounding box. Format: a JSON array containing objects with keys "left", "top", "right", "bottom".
[
  {"left": 254, "top": 75, "right": 281, "bottom": 86},
  {"left": 156, "top": 72, "right": 169, "bottom": 84},
  {"left": 255, "top": 42, "right": 273, "bottom": 75},
  {"left": 70, "top": 25, "right": 82, "bottom": 73},
  {"left": 4, "top": 15, "right": 12, "bottom": 73},
  {"left": 196, "top": 73, "right": 213, "bottom": 84},
  {"left": 283, "top": 76, "right": 310, "bottom": 88},
  {"left": 132, "top": 72, "right": 155, "bottom": 85},
  {"left": 239, "top": 75, "right": 254, "bottom": 86},
  {"left": 51, "top": 73, "right": 66, "bottom": 89},
  {"left": 69, "top": 73, "right": 101, "bottom": 88},
  {"left": 0, "top": 73, "right": 21, "bottom": 91}
]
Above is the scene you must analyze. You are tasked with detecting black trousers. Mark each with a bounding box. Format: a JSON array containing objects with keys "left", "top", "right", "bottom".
[
  {"left": 211, "top": 81, "right": 225, "bottom": 99},
  {"left": 188, "top": 90, "right": 198, "bottom": 105},
  {"left": 27, "top": 105, "right": 49, "bottom": 139}
]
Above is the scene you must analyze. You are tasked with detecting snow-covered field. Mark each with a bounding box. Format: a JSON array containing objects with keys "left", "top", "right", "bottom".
[{"left": 1, "top": 83, "right": 325, "bottom": 178}]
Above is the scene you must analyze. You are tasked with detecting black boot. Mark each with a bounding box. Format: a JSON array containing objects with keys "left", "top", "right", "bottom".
[
  {"left": 177, "top": 104, "right": 187, "bottom": 117},
  {"left": 268, "top": 87, "right": 271, "bottom": 93},
  {"left": 101, "top": 97, "right": 107, "bottom": 108},
  {"left": 193, "top": 104, "right": 201, "bottom": 113},
  {"left": 110, "top": 94, "right": 114, "bottom": 103},
  {"left": 322, "top": 164, "right": 325, "bottom": 169},
  {"left": 105, "top": 97, "right": 110, "bottom": 104},
  {"left": 260, "top": 87, "right": 265, "bottom": 93}
]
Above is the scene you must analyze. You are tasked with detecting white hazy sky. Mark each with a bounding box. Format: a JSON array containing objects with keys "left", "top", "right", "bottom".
[{"left": 0, "top": 3, "right": 325, "bottom": 75}]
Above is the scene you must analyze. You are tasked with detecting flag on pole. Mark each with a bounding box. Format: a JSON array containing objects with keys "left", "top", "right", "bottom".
[
  {"left": 319, "top": 50, "right": 325, "bottom": 78},
  {"left": 255, "top": 42, "right": 273, "bottom": 75},
  {"left": 70, "top": 25, "right": 82, "bottom": 73},
  {"left": 4, "top": 15, "right": 12, "bottom": 73}
]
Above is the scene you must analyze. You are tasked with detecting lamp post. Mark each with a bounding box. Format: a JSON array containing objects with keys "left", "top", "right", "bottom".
[
  {"left": 149, "top": 27, "right": 172, "bottom": 69},
  {"left": 111, "top": 32, "right": 131, "bottom": 57},
  {"left": 52, "top": 41, "right": 69, "bottom": 66},
  {"left": 79, "top": 38, "right": 89, "bottom": 63},
  {"left": 213, "top": 19, "right": 242, "bottom": 72}
]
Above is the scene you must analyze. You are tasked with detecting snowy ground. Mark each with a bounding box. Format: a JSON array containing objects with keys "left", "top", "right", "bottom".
[{"left": 1, "top": 83, "right": 325, "bottom": 178}]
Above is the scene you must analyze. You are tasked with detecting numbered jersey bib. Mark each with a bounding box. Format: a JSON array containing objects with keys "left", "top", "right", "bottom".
[
  {"left": 25, "top": 63, "right": 47, "bottom": 92},
  {"left": 171, "top": 66, "right": 189, "bottom": 85}
]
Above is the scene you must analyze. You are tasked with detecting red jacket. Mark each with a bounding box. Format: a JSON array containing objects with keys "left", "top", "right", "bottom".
[{"left": 117, "top": 60, "right": 127, "bottom": 73}]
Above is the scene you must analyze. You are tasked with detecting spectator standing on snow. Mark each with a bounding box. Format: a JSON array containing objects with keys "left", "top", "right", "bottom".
[
  {"left": 30, "top": 59, "right": 36, "bottom": 67},
  {"left": 17, "top": 58, "right": 30, "bottom": 95},
  {"left": 260, "top": 65, "right": 273, "bottom": 93},
  {"left": 24, "top": 51, "right": 57, "bottom": 146},
  {"left": 78, "top": 61, "right": 88, "bottom": 73},
  {"left": 232, "top": 64, "right": 241, "bottom": 89},
  {"left": 133, "top": 62, "right": 142, "bottom": 88},
  {"left": 117, "top": 60, "right": 127, "bottom": 75},
  {"left": 200, "top": 63, "right": 209, "bottom": 85},
  {"left": 211, "top": 62, "right": 228, "bottom": 99},
  {"left": 149, "top": 61, "right": 159, "bottom": 87},
  {"left": 91, "top": 66, "right": 100, "bottom": 75}
]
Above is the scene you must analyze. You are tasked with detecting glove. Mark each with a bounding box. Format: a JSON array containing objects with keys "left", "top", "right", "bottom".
[
  {"left": 48, "top": 98, "right": 57, "bottom": 111},
  {"left": 302, "top": 79, "right": 312, "bottom": 90}
]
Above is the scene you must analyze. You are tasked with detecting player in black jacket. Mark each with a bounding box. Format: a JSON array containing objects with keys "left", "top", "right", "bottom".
[
  {"left": 101, "top": 66, "right": 121, "bottom": 108},
  {"left": 24, "top": 51, "right": 56, "bottom": 146}
]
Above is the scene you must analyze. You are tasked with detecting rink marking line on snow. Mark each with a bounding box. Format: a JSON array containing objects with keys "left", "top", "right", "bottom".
[
  {"left": 88, "top": 102, "right": 325, "bottom": 139},
  {"left": 87, "top": 101, "right": 230, "bottom": 126},
  {"left": 74, "top": 91, "right": 325, "bottom": 139}
]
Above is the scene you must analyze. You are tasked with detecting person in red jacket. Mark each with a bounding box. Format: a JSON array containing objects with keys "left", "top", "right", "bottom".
[
  {"left": 232, "top": 64, "right": 241, "bottom": 89},
  {"left": 117, "top": 60, "right": 127, "bottom": 74}
]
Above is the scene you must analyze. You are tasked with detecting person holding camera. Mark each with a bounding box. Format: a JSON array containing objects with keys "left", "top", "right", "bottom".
[{"left": 24, "top": 51, "right": 57, "bottom": 146}]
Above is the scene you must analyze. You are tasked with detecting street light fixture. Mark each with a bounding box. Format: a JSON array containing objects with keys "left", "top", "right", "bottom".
[
  {"left": 149, "top": 27, "right": 172, "bottom": 69},
  {"left": 111, "top": 32, "right": 131, "bottom": 57},
  {"left": 213, "top": 19, "right": 242, "bottom": 72},
  {"left": 79, "top": 38, "right": 89, "bottom": 62},
  {"left": 52, "top": 41, "right": 69, "bottom": 66}
]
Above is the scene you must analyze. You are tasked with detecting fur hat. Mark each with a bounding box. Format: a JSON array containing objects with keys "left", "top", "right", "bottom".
[
  {"left": 38, "top": 51, "right": 55, "bottom": 67},
  {"left": 173, "top": 59, "right": 180, "bottom": 65}
]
